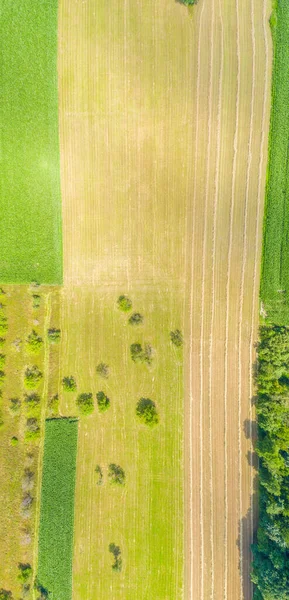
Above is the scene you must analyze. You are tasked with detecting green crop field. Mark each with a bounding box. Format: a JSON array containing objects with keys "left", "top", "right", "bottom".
[
  {"left": 0, "top": 0, "right": 62, "bottom": 284},
  {"left": 37, "top": 418, "right": 78, "bottom": 599},
  {"left": 261, "top": 0, "right": 289, "bottom": 324}
]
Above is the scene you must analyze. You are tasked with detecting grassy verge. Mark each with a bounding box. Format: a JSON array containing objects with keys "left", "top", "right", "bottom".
[
  {"left": 260, "top": 0, "right": 289, "bottom": 324},
  {"left": 0, "top": 0, "right": 62, "bottom": 284},
  {"left": 37, "top": 418, "right": 78, "bottom": 599}
]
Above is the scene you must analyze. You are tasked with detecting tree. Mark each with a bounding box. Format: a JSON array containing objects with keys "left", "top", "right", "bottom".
[
  {"left": 136, "top": 398, "right": 159, "bottom": 427},
  {"left": 26, "top": 330, "right": 43, "bottom": 354},
  {"left": 170, "top": 329, "right": 183, "bottom": 347},
  {"left": 17, "top": 563, "right": 32, "bottom": 583},
  {"left": 24, "top": 366, "right": 43, "bottom": 389},
  {"left": 130, "top": 343, "right": 153, "bottom": 365},
  {"left": 109, "top": 543, "right": 122, "bottom": 572},
  {"left": 96, "top": 362, "right": 109, "bottom": 379},
  {"left": 117, "top": 295, "right": 132, "bottom": 312},
  {"left": 0, "top": 591, "right": 12, "bottom": 600},
  {"left": 128, "top": 312, "right": 143, "bottom": 326},
  {"left": 47, "top": 328, "right": 61, "bottom": 343},
  {"left": 179, "top": 0, "right": 198, "bottom": 5},
  {"left": 108, "top": 464, "right": 125, "bottom": 486},
  {"left": 95, "top": 465, "right": 103, "bottom": 485},
  {"left": 62, "top": 376, "right": 77, "bottom": 392},
  {"left": 96, "top": 391, "right": 110, "bottom": 412},
  {"left": 76, "top": 393, "right": 94, "bottom": 415}
]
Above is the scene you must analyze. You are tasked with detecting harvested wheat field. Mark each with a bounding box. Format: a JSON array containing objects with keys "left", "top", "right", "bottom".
[{"left": 185, "top": 0, "right": 272, "bottom": 599}]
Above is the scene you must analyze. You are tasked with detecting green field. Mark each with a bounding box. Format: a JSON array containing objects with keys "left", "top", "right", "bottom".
[
  {"left": 0, "top": 0, "right": 62, "bottom": 284},
  {"left": 38, "top": 418, "right": 78, "bottom": 599},
  {"left": 260, "top": 0, "right": 289, "bottom": 324}
]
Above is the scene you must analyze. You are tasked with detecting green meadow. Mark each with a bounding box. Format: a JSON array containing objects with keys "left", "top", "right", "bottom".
[{"left": 0, "top": 0, "right": 62, "bottom": 284}]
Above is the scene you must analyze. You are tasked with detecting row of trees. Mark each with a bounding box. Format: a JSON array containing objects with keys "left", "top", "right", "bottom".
[{"left": 252, "top": 326, "right": 289, "bottom": 599}]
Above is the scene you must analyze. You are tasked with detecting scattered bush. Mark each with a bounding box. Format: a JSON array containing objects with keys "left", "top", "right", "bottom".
[
  {"left": 24, "top": 393, "right": 41, "bottom": 416},
  {"left": 170, "top": 329, "right": 183, "bottom": 347},
  {"left": 25, "top": 418, "right": 40, "bottom": 442},
  {"left": 62, "top": 376, "right": 77, "bottom": 392},
  {"left": 76, "top": 393, "right": 94, "bottom": 416},
  {"left": 108, "top": 464, "right": 125, "bottom": 486},
  {"left": 22, "top": 469, "right": 35, "bottom": 492},
  {"left": 0, "top": 354, "right": 5, "bottom": 368},
  {"left": 11, "top": 436, "right": 18, "bottom": 446},
  {"left": 21, "top": 493, "right": 33, "bottom": 518},
  {"left": 0, "top": 591, "right": 12, "bottom": 600},
  {"left": 117, "top": 295, "right": 132, "bottom": 312},
  {"left": 47, "top": 394, "right": 59, "bottom": 417},
  {"left": 136, "top": 398, "right": 159, "bottom": 427},
  {"left": 47, "top": 328, "right": 61, "bottom": 344},
  {"left": 0, "top": 337, "right": 6, "bottom": 347},
  {"left": 9, "top": 397, "right": 21, "bottom": 415},
  {"left": 32, "top": 294, "right": 41, "bottom": 309},
  {"left": 24, "top": 366, "right": 43, "bottom": 389},
  {"left": 26, "top": 330, "right": 43, "bottom": 354},
  {"left": 0, "top": 314, "right": 8, "bottom": 334},
  {"left": 0, "top": 371, "right": 5, "bottom": 385},
  {"left": 96, "top": 391, "right": 110, "bottom": 413},
  {"left": 179, "top": 0, "right": 197, "bottom": 4},
  {"left": 128, "top": 312, "right": 143, "bottom": 326},
  {"left": 96, "top": 362, "right": 109, "bottom": 379},
  {"left": 95, "top": 465, "right": 103, "bottom": 486},
  {"left": 130, "top": 343, "right": 153, "bottom": 365},
  {"left": 22, "top": 583, "right": 30, "bottom": 598},
  {"left": 17, "top": 563, "right": 32, "bottom": 583},
  {"left": 109, "top": 543, "right": 122, "bottom": 572}
]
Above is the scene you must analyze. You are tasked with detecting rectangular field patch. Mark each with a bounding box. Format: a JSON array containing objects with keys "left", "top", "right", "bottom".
[
  {"left": 38, "top": 418, "right": 78, "bottom": 599},
  {"left": 0, "top": 0, "right": 62, "bottom": 283}
]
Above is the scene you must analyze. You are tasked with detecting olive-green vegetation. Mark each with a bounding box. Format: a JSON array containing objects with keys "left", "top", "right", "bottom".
[
  {"left": 252, "top": 326, "right": 289, "bottom": 599},
  {"left": 136, "top": 398, "right": 159, "bottom": 427},
  {"left": 108, "top": 464, "right": 125, "bottom": 486},
  {"left": 0, "top": 0, "right": 62, "bottom": 284},
  {"left": 47, "top": 328, "right": 61, "bottom": 344},
  {"left": 260, "top": 0, "right": 289, "bottom": 324},
  {"left": 26, "top": 330, "right": 43, "bottom": 354},
  {"left": 96, "top": 391, "right": 110, "bottom": 413},
  {"left": 62, "top": 376, "right": 77, "bottom": 392},
  {"left": 128, "top": 312, "right": 143, "bottom": 326},
  {"left": 108, "top": 544, "right": 122, "bottom": 572},
  {"left": 76, "top": 393, "right": 94, "bottom": 415},
  {"left": 170, "top": 329, "right": 183, "bottom": 347},
  {"left": 130, "top": 343, "right": 153, "bottom": 365},
  {"left": 38, "top": 418, "right": 78, "bottom": 600},
  {"left": 117, "top": 296, "right": 132, "bottom": 312},
  {"left": 95, "top": 465, "right": 103, "bottom": 486},
  {"left": 96, "top": 362, "right": 109, "bottom": 379},
  {"left": 24, "top": 366, "right": 43, "bottom": 389}
]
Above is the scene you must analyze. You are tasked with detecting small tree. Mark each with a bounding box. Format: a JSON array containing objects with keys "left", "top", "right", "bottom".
[
  {"left": 76, "top": 393, "right": 94, "bottom": 415},
  {"left": 0, "top": 591, "right": 12, "bottom": 600},
  {"left": 17, "top": 563, "right": 32, "bottom": 583},
  {"left": 109, "top": 544, "right": 122, "bottom": 572},
  {"left": 22, "top": 469, "right": 35, "bottom": 492},
  {"left": 96, "top": 362, "right": 109, "bottom": 379},
  {"left": 0, "top": 337, "right": 6, "bottom": 347},
  {"left": 47, "top": 328, "right": 61, "bottom": 343},
  {"left": 117, "top": 295, "right": 132, "bottom": 312},
  {"left": 136, "top": 398, "right": 159, "bottom": 427},
  {"left": 95, "top": 465, "right": 103, "bottom": 485},
  {"left": 21, "top": 493, "right": 33, "bottom": 518},
  {"left": 26, "top": 330, "right": 43, "bottom": 354},
  {"left": 47, "top": 394, "right": 59, "bottom": 417},
  {"left": 170, "top": 329, "right": 183, "bottom": 347},
  {"left": 32, "top": 294, "right": 41, "bottom": 309},
  {"left": 179, "top": 0, "right": 197, "bottom": 5},
  {"left": 62, "top": 376, "right": 77, "bottom": 392},
  {"left": 11, "top": 436, "right": 19, "bottom": 446},
  {"left": 25, "top": 418, "right": 40, "bottom": 442},
  {"left": 0, "top": 370, "right": 5, "bottom": 385},
  {"left": 128, "top": 312, "right": 143, "bottom": 326},
  {"left": 24, "top": 393, "right": 41, "bottom": 416},
  {"left": 96, "top": 391, "right": 110, "bottom": 412},
  {"left": 108, "top": 463, "right": 125, "bottom": 486},
  {"left": 130, "top": 343, "right": 153, "bottom": 365},
  {"left": 9, "top": 397, "right": 21, "bottom": 415},
  {"left": 0, "top": 354, "right": 5, "bottom": 368},
  {"left": 24, "top": 366, "right": 43, "bottom": 389}
]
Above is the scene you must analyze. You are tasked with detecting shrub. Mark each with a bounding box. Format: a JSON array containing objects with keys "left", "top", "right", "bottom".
[
  {"left": 32, "top": 294, "right": 41, "bottom": 309},
  {"left": 0, "top": 354, "right": 5, "bottom": 368},
  {"left": 62, "top": 376, "right": 77, "bottom": 392},
  {"left": 0, "top": 337, "right": 6, "bottom": 347},
  {"left": 136, "top": 398, "right": 159, "bottom": 427},
  {"left": 96, "top": 362, "right": 109, "bottom": 379},
  {"left": 108, "top": 464, "right": 125, "bottom": 486},
  {"left": 24, "top": 366, "right": 43, "bottom": 389},
  {"left": 26, "top": 330, "right": 43, "bottom": 354},
  {"left": 22, "top": 469, "right": 35, "bottom": 492},
  {"left": 11, "top": 436, "right": 19, "bottom": 446},
  {"left": 117, "top": 295, "right": 132, "bottom": 312},
  {"left": 24, "top": 393, "right": 41, "bottom": 416},
  {"left": 96, "top": 391, "right": 110, "bottom": 412},
  {"left": 76, "top": 393, "right": 94, "bottom": 415},
  {"left": 25, "top": 418, "right": 40, "bottom": 442},
  {"left": 21, "top": 493, "right": 33, "bottom": 518},
  {"left": 47, "top": 328, "right": 61, "bottom": 343},
  {"left": 18, "top": 563, "right": 32, "bottom": 583},
  {"left": 95, "top": 465, "right": 103, "bottom": 485},
  {"left": 0, "top": 370, "right": 5, "bottom": 385},
  {"left": 170, "top": 329, "right": 183, "bottom": 347},
  {"left": 109, "top": 543, "right": 122, "bottom": 572},
  {"left": 130, "top": 343, "right": 153, "bottom": 365},
  {"left": 0, "top": 314, "right": 8, "bottom": 334},
  {"left": 128, "top": 312, "right": 143, "bottom": 326},
  {"left": 179, "top": 0, "right": 197, "bottom": 4},
  {"left": 0, "top": 591, "right": 12, "bottom": 600},
  {"left": 9, "top": 397, "right": 21, "bottom": 415},
  {"left": 47, "top": 394, "right": 59, "bottom": 417}
]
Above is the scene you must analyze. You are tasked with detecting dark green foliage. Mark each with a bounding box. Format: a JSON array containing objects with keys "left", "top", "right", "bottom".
[
  {"left": 96, "top": 362, "right": 109, "bottom": 379},
  {"left": 170, "top": 329, "right": 183, "bottom": 347},
  {"left": 136, "top": 398, "right": 159, "bottom": 427},
  {"left": 0, "top": 354, "right": 5, "bottom": 368},
  {"left": 25, "top": 417, "right": 40, "bottom": 442},
  {"left": 117, "top": 295, "right": 132, "bottom": 312},
  {"left": 130, "top": 343, "right": 153, "bottom": 365},
  {"left": 24, "top": 393, "right": 41, "bottom": 416},
  {"left": 11, "top": 436, "right": 18, "bottom": 446},
  {"left": 0, "top": 338, "right": 6, "bottom": 347},
  {"left": 252, "top": 326, "right": 289, "bottom": 597},
  {"left": 95, "top": 465, "right": 103, "bottom": 486},
  {"left": 26, "top": 330, "right": 43, "bottom": 354},
  {"left": 109, "top": 543, "right": 122, "bottom": 572},
  {"left": 47, "top": 328, "right": 61, "bottom": 344},
  {"left": 32, "top": 294, "right": 41, "bottom": 309},
  {"left": 18, "top": 563, "right": 32, "bottom": 583},
  {"left": 62, "top": 376, "right": 77, "bottom": 392},
  {"left": 24, "top": 366, "right": 43, "bottom": 389},
  {"left": 128, "top": 312, "right": 143, "bottom": 326},
  {"left": 0, "top": 314, "right": 8, "bottom": 334},
  {"left": 96, "top": 391, "right": 110, "bottom": 413},
  {"left": 9, "top": 397, "right": 21, "bottom": 415},
  {"left": 38, "top": 419, "right": 78, "bottom": 600},
  {"left": 0, "top": 591, "right": 12, "bottom": 600},
  {"left": 76, "top": 393, "right": 94, "bottom": 416},
  {"left": 0, "top": 371, "right": 5, "bottom": 385},
  {"left": 108, "top": 464, "right": 125, "bottom": 486},
  {"left": 179, "top": 0, "right": 197, "bottom": 4}
]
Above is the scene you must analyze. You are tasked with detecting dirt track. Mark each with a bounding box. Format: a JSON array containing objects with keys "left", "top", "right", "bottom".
[{"left": 185, "top": 0, "right": 272, "bottom": 598}]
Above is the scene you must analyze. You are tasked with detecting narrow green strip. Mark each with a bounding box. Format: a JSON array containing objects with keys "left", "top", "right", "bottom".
[
  {"left": 38, "top": 418, "right": 78, "bottom": 599},
  {"left": 0, "top": 0, "right": 62, "bottom": 283}
]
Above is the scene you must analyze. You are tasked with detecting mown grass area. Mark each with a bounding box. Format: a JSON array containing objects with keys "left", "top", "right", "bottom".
[
  {"left": 260, "top": 0, "right": 289, "bottom": 324},
  {"left": 37, "top": 418, "right": 78, "bottom": 600},
  {"left": 0, "top": 0, "right": 62, "bottom": 284}
]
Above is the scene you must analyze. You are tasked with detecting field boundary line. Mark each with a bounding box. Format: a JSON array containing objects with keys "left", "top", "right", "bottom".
[{"left": 223, "top": 0, "right": 241, "bottom": 596}]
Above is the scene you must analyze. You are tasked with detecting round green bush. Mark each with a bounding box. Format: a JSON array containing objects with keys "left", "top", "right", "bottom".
[
  {"left": 11, "top": 436, "right": 19, "bottom": 446},
  {"left": 96, "top": 391, "right": 110, "bottom": 412},
  {"left": 128, "top": 313, "right": 143, "bottom": 326},
  {"left": 136, "top": 398, "right": 159, "bottom": 427},
  {"left": 62, "top": 376, "right": 77, "bottom": 392},
  {"left": 26, "top": 330, "right": 43, "bottom": 354},
  {"left": 24, "top": 366, "right": 43, "bottom": 389},
  {"left": 117, "top": 295, "right": 132, "bottom": 312},
  {"left": 77, "top": 393, "right": 94, "bottom": 415},
  {"left": 170, "top": 329, "right": 183, "bottom": 347},
  {"left": 96, "top": 362, "right": 109, "bottom": 379}
]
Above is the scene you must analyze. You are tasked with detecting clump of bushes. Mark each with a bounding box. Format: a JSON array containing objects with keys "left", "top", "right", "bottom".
[
  {"left": 170, "top": 329, "right": 183, "bottom": 347},
  {"left": 24, "top": 366, "right": 43, "bottom": 389},
  {"left": 11, "top": 436, "right": 19, "bottom": 446},
  {"left": 0, "top": 314, "right": 8, "bottom": 334},
  {"left": 17, "top": 563, "right": 32, "bottom": 583},
  {"left": 96, "top": 391, "right": 110, "bottom": 412},
  {"left": 96, "top": 362, "right": 109, "bottom": 379},
  {"left": 25, "top": 418, "right": 40, "bottom": 442},
  {"left": 32, "top": 294, "right": 41, "bottom": 309},
  {"left": 128, "top": 312, "right": 143, "bottom": 326},
  {"left": 136, "top": 398, "right": 159, "bottom": 427},
  {"left": 47, "top": 394, "right": 59, "bottom": 417},
  {"left": 179, "top": 0, "right": 197, "bottom": 5},
  {"left": 0, "top": 337, "right": 6, "bottom": 347},
  {"left": 0, "top": 590, "right": 12, "bottom": 600},
  {"left": 0, "top": 354, "right": 5, "bottom": 368},
  {"left": 108, "top": 463, "right": 125, "bottom": 486},
  {"left": 76, "top": 393, "right": 94, "bottom": 415},
  {"left": 109, "top": 543, "right": 122, "bottom": 572},
  {"left": 0, "top": 370, "right": 5, "bottom": 385},
  {"left": 24, "top": 393, "right": 41, "bottom": 417},
  {"left": 95, "top": 465, "right": 103, "bottom": 486},
  {"left": 26, "top": 330, "right": 43, "bottom": 354},
  {"left": 47, "top": 328, "right": 61, "bottom": 343},
  {"left": 117, "top": 295, "right": 132, "bottom": 312},
  {"left": 9, "top": 397, "right": 21, "bottom": 415},
  {"left": 62, "top": 376, "right": 77, "bottom": 392},
  {"left": 22, "top": 469, "right": 35, "bottom": 492},
  {"left": 130, "top": 343, "right": 153, "bottom": 365}
]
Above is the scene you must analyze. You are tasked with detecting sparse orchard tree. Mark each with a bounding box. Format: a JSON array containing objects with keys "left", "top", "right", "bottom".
[
  {"left": 96, "top": 362, "right": 109, "bottom": 379},
  {"left": 96, "top": 391, "right": 110, "bottom": 412},
  {"left": 76, "top": 393, "right": 94, "bottom": 415},
  {"left": 170, "top": 329, "right": 183, "bottom": 347},
  {"left": 136, "top": 398, "right": 159, "bottom": 427},
  {"left": 128, "top": 312, "right": 143, "bottom": 326},
  {"left": 117, "top": 295, "right": 132, "bottom": 312},
  {"left": 62, "top": 376, "right": 77, "bottom": 392}
]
